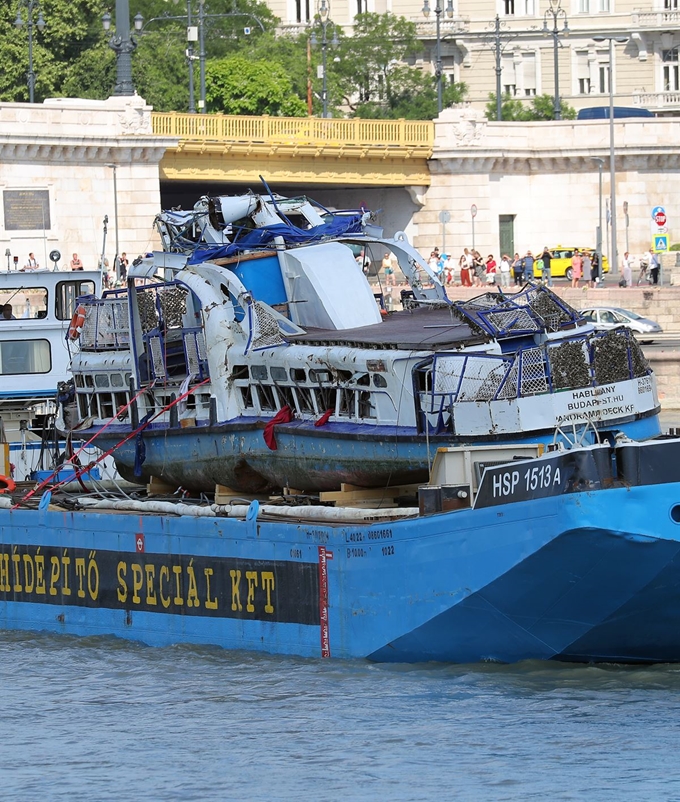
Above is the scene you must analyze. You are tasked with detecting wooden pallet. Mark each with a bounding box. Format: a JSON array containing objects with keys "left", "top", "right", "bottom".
[{"left": 318, "top": 482, "right": 420, "bottom": 508}]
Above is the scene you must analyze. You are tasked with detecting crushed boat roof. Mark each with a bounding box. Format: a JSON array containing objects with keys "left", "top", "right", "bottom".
[{"left": 286, "top": 305, "right": 489, "bottom": 350}]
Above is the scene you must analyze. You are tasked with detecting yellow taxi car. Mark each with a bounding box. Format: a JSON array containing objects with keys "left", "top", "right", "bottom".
[{"left": 533, "top": 247, "right": 610, "bottom": 280}]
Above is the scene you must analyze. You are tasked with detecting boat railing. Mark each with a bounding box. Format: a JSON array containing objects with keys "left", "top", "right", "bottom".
[
  {"left": 415, "top": 329, "right": 650, "bottom": 430},
  {"left": 79, "top": 297, "right": 130, "bottom": 350},
  {"left": 455, "top": 284, "right": 581, "bottom": 337},
  {"left": 140, "top": 325, "right": 209, "bottom": 385}
]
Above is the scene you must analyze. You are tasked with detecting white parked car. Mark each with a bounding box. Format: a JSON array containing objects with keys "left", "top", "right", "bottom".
[{"left": 580, "top": 306, "right": 663, "bottom": 343}]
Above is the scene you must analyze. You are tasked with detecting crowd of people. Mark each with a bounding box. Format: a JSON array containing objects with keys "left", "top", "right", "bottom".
[{"left": 375, "top": 245, "right": 662, "bottom": 290}]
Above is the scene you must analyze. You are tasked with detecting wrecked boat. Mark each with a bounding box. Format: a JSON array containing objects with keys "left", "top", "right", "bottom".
[{"left": 60, "top": 191, "right": 660, "bottom": 492}]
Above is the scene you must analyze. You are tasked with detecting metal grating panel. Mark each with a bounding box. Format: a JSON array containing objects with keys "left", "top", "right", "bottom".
[
  {"left": 250, "top": 301, "right": 286, "bottom": 350},
  {"left": 149, "top": 336, "right": 166, "bottom": 379},
  {"left": 520, "top": 347, "right": 548, "bottom": 396},
  {"left": 185, "top": 333, "right": 199, "bottom": 377}
]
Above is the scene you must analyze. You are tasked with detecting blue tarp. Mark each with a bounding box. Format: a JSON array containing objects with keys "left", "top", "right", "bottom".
[{"left": 187, "top": 215, "right": 365, "bottom": 265}]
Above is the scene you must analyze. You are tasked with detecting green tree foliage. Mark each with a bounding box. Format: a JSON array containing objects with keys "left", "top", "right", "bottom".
[
  {"left": 353, "top": 65, "right": 466, "bottom": 120},
  {"left": 0, "top": 0, "right": 102, "bottom": 102},
  {"left": 241, "top": 30, "right": 312, "bottom": 110},
  {"left": 333, "top": 11, "right": 467, "bottom": 118},
  {"left": 486, "top": 92, "right": 577, "bottom": 121},
  {"left": 205, "top": 55, "right": 307, "bottom": 116}
]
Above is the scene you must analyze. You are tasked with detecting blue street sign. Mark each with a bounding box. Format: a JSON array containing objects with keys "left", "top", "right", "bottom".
[{"left": 653, "top": 235, "right": 669, "bottom": 252}]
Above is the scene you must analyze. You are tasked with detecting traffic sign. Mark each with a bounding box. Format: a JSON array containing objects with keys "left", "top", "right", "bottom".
[
  {"left": 471, "top": 204, "right": 477, "bottom": 219},
  {"left": 653, "top": 235, "right": 669, "bottom": 253},
  {"left": 652, "top": 205, "right": 667, "bottom": 227},
  {"left": 439, "top": 210, "right": 451, "bottom": 224}
]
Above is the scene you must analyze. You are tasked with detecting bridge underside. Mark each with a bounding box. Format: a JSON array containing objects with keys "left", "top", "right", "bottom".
[{"left": 159, "top": 149, "right": 431, "bottom": 188}]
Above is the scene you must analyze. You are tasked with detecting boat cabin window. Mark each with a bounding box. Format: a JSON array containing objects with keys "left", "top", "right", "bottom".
[
  {"left": 0, "top": 339, "right": 51, "bottom": 374},
  {"left": 0, "top": 287, "right": 48, "bottom": 320},
  {"left": 56, "top": 280, "right": 95, "bottom": 320}
]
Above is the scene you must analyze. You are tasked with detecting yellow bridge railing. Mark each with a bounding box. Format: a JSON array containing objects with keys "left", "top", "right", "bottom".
[{"left": 152, "top": 112, "right": 434, "bottom": 151}]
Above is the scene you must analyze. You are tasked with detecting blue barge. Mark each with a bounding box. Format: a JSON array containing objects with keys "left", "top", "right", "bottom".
[{"left": 2, "top": 437, "right": 680, "bottom": 664}]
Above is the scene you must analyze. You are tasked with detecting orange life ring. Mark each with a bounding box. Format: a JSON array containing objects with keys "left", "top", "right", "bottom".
[
  {"left": 0, "top": 476, "right": 16, "bottom": 494},
  {"left": 68, "top": 305, "right": 87, "bottom": 340}
]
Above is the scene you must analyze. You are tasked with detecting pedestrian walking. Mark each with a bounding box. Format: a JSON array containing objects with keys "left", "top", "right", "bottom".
[
  {"left": 621, "top": 252, "right": 633, "bottom": 287},
  {"left": 459, "top": 250, "right": 472, "bottom": 286},
  {"left": 512, "top": 252, "right": 523, "bottom": 285},
  {"left": 499, "top": 254, "right": 511, "bottom": 288},
  {"left": 485, "top": 254, "right": 497, "bottom": 285},
  {"left": 650, "top": 251, "right": 660, "bottom": 285},
  {"left": 571, "top": 249, "right": 583, "bottom": 289},
  {"left": 540, "top": 246, "right": 553, "bottom": 287},
  {"left": 590, "top": 252, "right": 600, "bottom": 287},
  {"left": 472, "top": 250, "right": 485, "bottom": 287}
]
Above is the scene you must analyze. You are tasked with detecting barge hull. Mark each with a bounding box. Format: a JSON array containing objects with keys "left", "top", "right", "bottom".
[{"left": 1, "top": 479, "right": 680, "bottom": 664}]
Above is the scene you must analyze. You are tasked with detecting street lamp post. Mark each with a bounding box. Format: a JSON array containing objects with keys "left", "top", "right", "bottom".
[
  {"left": 197, "top": 1, "right": 265, "bottom": 114},
  {"left": 493, "top": 15, "right": 503, "bottom": 122},
  {"left": 102, "top": 0, "right": 144, "bottom": 96},
  {"left": 134, "top": 3, "right": 199, "bottom": 113},
  {"left": 311, "top": 0, "right": 338, "bottom": 118},
  {"left": 592, "top": 157, "right": 604, "bottom": 278},
  {"left": 543, "top": 0, "right": 569, "bottom": 121},
  {"left": 422, "top": 0, "right": 453, "bottom": 114},
  {"left": 14, "top": 0, "right": 46, "bottom": 104},
  {"left": 105, "top": 164, "right": 119, "bottom": 282},
  {"left": 593, "top": 35, "right": 629, "bottom": 275}
]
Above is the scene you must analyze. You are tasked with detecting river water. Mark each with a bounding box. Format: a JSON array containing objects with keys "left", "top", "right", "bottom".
[{"left": 3, "top": 632, "right": 680, "bottom": 800}]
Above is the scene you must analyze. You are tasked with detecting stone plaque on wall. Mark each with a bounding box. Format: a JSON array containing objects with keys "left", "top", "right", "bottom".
[{"left": 3, "top": 189, "right": 51, "bottom": 230}]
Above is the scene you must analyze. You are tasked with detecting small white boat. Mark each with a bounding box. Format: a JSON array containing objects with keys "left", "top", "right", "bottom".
[{"left": 0, "top": 265, "right": 118, "bottom": 484}]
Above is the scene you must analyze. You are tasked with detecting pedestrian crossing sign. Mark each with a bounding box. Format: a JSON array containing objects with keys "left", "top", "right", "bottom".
[{"left": 653, "top": 235, "right": 669, "bottom": 253}]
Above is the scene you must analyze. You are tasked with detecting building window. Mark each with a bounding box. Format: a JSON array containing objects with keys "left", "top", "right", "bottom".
[
  {"left": 576, "top": 50, "right": 591, "bottom": 94},
  {"left": 599, "top": 0, "right": 610, "bottom": 10},
  {"left": 295, "top": 0, "right": 311, "bottom": 23},
  {"left": 579, "top": 0, "right": 589, "bottom": 12},
  {"left": 503, "top": 0, "right": 534, "bottom": 14},
  {"left": 521, "top": 52, "right": 537, "bottom": 96},
  {"left": 502, "top": 53, "right": 516, "bottom": 95},
  {"left": 599, "top": 63, "right": 610, "bottom": 94},
  {"left": 356, "top": 0, "right": 368, "bottom": 13},
  {"left": 665, "top": 0, "right": 679, "bottom": 10},
  {"left": 663, "top": 48, "right": 680, "bottom": 91}
]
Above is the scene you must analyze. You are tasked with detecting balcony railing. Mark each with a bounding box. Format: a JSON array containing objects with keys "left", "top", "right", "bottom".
[
  {"left": 633, "top": 10, "right": 680, "bottom": 26},
  {"left": 634, "top": 90, "right": 680, "bottom": 108},
  {"left": 152, "top": 113, "right": 434, "bottom": 150}
]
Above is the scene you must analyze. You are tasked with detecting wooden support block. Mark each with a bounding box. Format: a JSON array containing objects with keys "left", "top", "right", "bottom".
[
  {"left": 320, "top": 483, "right": 421, "bottom": 503},
  {"left": 215, "top": 484, "right": 250, "bottom": 504},
  {"left": 342, "top": 500, "right": 398, "bottom": 509},
  {"left": 147, "top": 476, "right": 178, "bottom": 496}
]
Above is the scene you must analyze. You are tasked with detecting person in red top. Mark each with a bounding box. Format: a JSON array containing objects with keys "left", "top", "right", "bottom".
[{"left": 485, "top": 254, "right": 497, "bottom": 285}]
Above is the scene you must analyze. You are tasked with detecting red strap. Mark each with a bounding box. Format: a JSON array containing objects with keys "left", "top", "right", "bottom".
[
  {"left": 314, "top": 409, "right": 333, "bottom": 428},
  {"left": 263, "top": 405, "right": 294, "bottom": 451}
]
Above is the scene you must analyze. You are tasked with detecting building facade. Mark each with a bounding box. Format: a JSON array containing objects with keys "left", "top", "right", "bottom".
[{"left": 270, "top": 0, "right": 680, "bottom": 117}]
